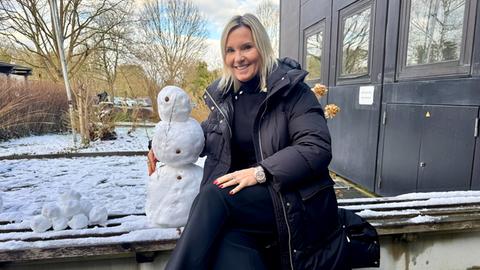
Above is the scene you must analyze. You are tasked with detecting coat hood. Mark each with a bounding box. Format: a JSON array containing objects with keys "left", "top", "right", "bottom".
[{"left": 205, "top": 57, "right": 309, "bottom": 105}]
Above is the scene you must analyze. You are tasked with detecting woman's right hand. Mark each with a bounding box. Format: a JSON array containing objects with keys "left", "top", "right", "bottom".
[{"left": 147, "top": 149, "right": 158, "bottom": 176}]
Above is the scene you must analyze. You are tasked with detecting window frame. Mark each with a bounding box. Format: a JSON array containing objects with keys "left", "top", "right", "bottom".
[
  {"left": 336, "top": 0, "right": 375, "bottom": 85},
  {"left": 396, "top": 0, "right": 476, "bottom": 81},
  {"left": 303, "top": 20, "right": 326, "bottom": 85}
]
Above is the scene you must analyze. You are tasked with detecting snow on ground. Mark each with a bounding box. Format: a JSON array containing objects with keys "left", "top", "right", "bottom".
[
  {"left": 0, "top": 156, "right": 205, "bottom": 223},
  {"left": 0, "top": 156, "right": 147, "bottom": 222},
  {"left": 0, "top": 126, "right": 155, "bottom": 156},
  {"left": 1, "top": 126, "right": 480, "bottom": 251}
]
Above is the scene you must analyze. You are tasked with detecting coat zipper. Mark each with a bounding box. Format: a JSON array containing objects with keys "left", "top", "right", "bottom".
[
  {"left": 258, "top": 100, "right": 295, "bottom": 270},
  {"left": 279, "top": 194, "right": 295, "bottom": 270},
  {"left": 205, "top": 90, "right": 232, "bottom": 137}
]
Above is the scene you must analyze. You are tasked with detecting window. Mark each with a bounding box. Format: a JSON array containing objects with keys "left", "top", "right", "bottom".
[
  {"left": 304, "top": 21, "right": 325, "bottom": 83},
  {"left": 337, "top": 0, "right": 374, "bottom": 83},
  {"left": 406, "top": 0, "right": 465, "bottom": 66},
  {"left": 397, "top": 0, "right": 475, "bottom": 79}
]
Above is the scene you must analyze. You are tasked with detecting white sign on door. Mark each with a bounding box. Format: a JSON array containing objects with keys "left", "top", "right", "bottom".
[{"left": 359, "top": 86, "right": 375, "bottom": 105}]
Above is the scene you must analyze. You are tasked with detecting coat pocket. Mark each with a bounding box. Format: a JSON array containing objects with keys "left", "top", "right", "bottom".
[
  {"left": 204, "top": 122, "right": 224, "bottom": 159},
  {"left": 298, "top": 180, "right": 333, "bottom": 201}
]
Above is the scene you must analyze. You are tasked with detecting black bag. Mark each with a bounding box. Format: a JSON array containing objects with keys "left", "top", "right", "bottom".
[{"left": 338, "top": 208, "right": 380, "bottom": 268}]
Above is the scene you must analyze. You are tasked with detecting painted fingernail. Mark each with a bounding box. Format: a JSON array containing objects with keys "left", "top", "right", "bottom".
[
  {"left": 219, "top": 184, "right": 224, "bottom": 188},
  {"left": 229, "top": 191, "right": 234, "bottom": 195},
  {"left": 213, "top": 180, "right": 218, "bottom": 185}
]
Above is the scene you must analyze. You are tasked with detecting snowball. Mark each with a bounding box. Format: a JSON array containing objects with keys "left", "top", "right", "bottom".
[
  {"left": 68, "top": 214, "right": 89, "bottom": 230},
  {"left": 157, "top": 86, "right": 192, "bottom": 122},
  {"left": 146, "top": 164, "right": 202, "bottom": 228},
  {"left": 60, "top": 189, "right": 81, "bottom": 201},
  {"left": 30, "top": 215, "right": 52, "bottom": 233},
  {"left": 52, "top": 217, "right": 69, "bottom": 231},
  {"left": 60, "top": 199, "right": 83, "bottom": 218},
  {"left": 79, "top": 199, "right": 93, "bottom": 216},
  {"left": 41, "top": 203, "right": 62, "bottom": 219},
  {"left": 152, "top": 119, "right": 204, "bottom": 167},
  {"left": 89, "top": 206, "right": 108, "bottom": 226}
]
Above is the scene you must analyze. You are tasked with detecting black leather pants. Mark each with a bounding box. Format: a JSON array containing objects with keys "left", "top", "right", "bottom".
[{"left": 165, "top": 182, "right": 276, "bottom": 270}]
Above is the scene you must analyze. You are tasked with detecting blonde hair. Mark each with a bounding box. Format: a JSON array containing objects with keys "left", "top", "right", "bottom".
[{"left": 219, "top": 13, "right": 277, "bottom": 92}]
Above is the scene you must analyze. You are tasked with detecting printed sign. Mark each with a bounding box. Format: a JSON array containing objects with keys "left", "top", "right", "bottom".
[{"left": 359, "top": 86, "right": 375, "bottom": 105}]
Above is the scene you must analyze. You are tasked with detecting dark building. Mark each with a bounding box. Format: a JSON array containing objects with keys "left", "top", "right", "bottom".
[
  {"left": 0, "top": 61, "right": 33, "bottom": 80},
  {"left": 279, "top": 0, "right": 480, "bottom": 195}
]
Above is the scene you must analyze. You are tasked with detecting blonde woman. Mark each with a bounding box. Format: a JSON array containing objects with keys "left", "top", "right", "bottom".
[{"left": 149, "top": 13, "right": 347, "bottom": 270}]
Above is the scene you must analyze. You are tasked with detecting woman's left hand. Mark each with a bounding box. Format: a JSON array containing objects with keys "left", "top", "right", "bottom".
[{"left": 214, "top": 168, "right": 257, "bottom": 195}]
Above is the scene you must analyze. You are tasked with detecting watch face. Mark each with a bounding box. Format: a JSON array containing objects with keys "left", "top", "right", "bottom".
[{"left": 255, "top": 169, "right": 266, "bottom": 182}]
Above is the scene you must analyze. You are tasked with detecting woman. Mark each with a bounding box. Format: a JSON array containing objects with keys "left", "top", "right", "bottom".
[{"left": 148, "top": 13, "right": 347, "bottom": 270}]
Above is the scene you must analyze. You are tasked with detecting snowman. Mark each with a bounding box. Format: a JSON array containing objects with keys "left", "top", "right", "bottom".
[{"left": 146, "top": 86, "right": 205, "bottom": 228}]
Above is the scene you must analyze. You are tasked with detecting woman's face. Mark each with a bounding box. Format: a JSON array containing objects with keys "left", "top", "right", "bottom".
[{"left": 225, "top": 26, "right": 260, "bottom": 82}]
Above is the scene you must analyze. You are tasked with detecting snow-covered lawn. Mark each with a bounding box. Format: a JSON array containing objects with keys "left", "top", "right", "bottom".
[
  {"left": 0, "top": 126, "right": 155, "bottom": 156},
  {"left": 0, "top": 126, "right": 207, "bottom": 222},
  {"left": 0, "top": 125, "right": 206, "bottom": 252},
  {"left": 0, "top": 156, "right": 147, "bottom": 222}
]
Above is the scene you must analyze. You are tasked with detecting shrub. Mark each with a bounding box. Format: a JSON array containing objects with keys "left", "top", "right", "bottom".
[{"left": 0, "top": 78, "right": 69, "bottom": 141}]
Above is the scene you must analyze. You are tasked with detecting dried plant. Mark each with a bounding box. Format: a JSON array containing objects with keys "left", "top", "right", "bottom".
[
  {"left": 311, "top": 83, "right": 328, "bottom": 98},
  {"left": 324, "top": 104, "right": 341, "bottom": 119},
  {"left": 0, "top": 78, "right": 68, "bottom": 141},
  {"left": 189, "top": 92, "right": 209, "bottom": 123},
  {"left": 310, "top": 84, "right": 340, "bottom": 120}
]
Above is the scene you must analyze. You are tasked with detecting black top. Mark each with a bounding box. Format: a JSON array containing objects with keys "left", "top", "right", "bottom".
[{"left": 230, "top": 76, "right": 266, "bottom": 172}]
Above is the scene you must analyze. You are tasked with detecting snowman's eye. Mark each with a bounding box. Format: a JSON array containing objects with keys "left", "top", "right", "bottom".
[
  {"left": 177, "top": 175, "right": 182, "bottom": 180},
  {"left": 175, "top": 149, "right": 181, "bottom": 154},
  {"left": 165, "top": 96, "right": 170, "bottom": 102}
]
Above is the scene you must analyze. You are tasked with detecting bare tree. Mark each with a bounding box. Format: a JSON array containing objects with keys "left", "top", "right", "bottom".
[
  {"left": 135, "top": 0, "right": 208, "bottom": 120},
  {"left": 0, "top": 0, "right": 131, "bottom": 82},
  {"left": 256, "top": 0, "right": 279, "bottom": 57},
  {"left": 91, "top": 5, "right": 134, "bottom": 100}
]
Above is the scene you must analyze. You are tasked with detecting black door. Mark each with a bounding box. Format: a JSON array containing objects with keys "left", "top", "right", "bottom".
[
  {"left": 379, "top": 104, "right": 478, "bottom": 195},
  {"left": 417, "top": 105, "right": 478, "bottom": 191},
  {"left": 379, "top": 104, "right": 423, "bottom": 195},
  {"left": 327, "top": 0, "right": 387, "bottom": 191}
]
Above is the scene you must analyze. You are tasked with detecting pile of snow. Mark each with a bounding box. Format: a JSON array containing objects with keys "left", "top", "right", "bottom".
[
  {"left": 30, "top": 189, "right": 107, "bottom": 233},
  {"left": 407, "top": 215, "right": 441, "bottom": 224},
  {"left": 146, "top": 86, "right": 204, "bottom": 228}
]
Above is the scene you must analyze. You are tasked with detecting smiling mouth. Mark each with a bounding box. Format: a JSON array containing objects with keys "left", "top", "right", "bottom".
[{"left": 234, "top": 64, "right": 250, "bottom": 71}]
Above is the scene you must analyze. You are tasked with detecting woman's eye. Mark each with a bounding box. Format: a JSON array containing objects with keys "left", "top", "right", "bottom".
[
  {"left": 243, "top": 44, "right": 252, "bottom": 50},
  {"left": 226, "top": 48, "right": 234, "bottom": 53}
]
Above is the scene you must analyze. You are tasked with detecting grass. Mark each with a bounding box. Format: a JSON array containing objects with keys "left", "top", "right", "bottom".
[{"left": 0, "top": 78, "right": 69, "bottom": 141}]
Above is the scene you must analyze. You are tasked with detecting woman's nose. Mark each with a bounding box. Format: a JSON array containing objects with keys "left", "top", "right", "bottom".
[{"left": 234, "top": 51, "right": 245, "bottom": 62}]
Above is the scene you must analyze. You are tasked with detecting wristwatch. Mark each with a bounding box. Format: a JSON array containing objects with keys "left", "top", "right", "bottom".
[{"left": 254, "top": 166, "right": 267, "bottom": 184}]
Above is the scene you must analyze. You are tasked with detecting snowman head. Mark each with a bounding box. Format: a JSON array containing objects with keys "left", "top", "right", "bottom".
[{"left": 157, "top": 86, "right": 192, "bottom": 122}]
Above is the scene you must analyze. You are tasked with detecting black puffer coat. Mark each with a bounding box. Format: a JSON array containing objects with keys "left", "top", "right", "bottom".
[{"left": 200, "top": 58, "right": 347, "bottom": 270}]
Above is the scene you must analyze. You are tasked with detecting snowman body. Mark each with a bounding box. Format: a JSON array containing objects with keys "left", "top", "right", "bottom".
[{"left": 146, "top": 86, "right": 204, "bottom": 228}]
